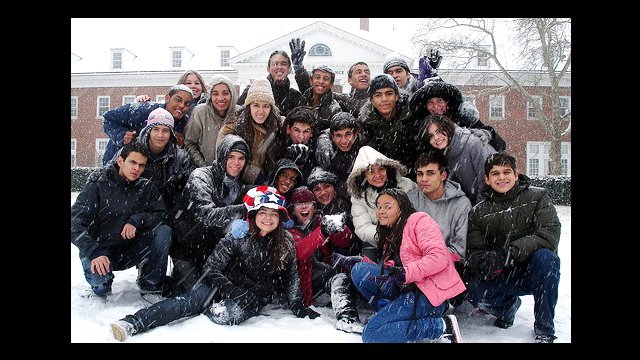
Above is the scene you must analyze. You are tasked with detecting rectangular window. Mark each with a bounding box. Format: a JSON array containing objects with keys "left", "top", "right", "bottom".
[
  {"left": 97, "top": 96, "right": 110, "bottom": 117},
  {"left": 527, "top": 141, "right": 571, "bottom": 176},
  {"left": 477, "top": 45, "right": 490, "bottom": 67},
  {"left": 122, "top": 95, "right": 136, "bottom": 105},
  {"left": 71, "top": 139, "right": 77, "bottom": 167},
  {"left": 220, "top": 49, "right": 230, "bottom": 67},
  {"left": 156, "top": 95, "right": 165, "bottom": 103},
  {"left": 527, "top": 96, "right": 542, "bottom": 120},
  {"left": 95, "top": 138, "right": 109, "bottom": 166},
  {"left": 71, "top": 96, "right": 78, "bottom": 119},
  {"left": 489, "top": 95, "right": 504, "bottom": 119},
  {"left": 171, "top": 50, "right": 182, "bottom": 68},
  {"left": 558, "top": 96, "right": 571, "bottom": 117},
  {"left": 112, "top": 50, "right": 123, "bottom": 70}
]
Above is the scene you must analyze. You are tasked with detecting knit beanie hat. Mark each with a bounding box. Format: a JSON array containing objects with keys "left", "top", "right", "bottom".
[
  {"left": 368, "top": 74, "right": 399, "bottom": 98},
  {"left": 383, "top": 53, "right": 411, "bottom": 74},
  {"left": 244, "top": 78, "right": 275, "bottom": 107},
  {"left": 145, "top": 108, "right": 175, "bottom": 132},
  {"left": 243, "top": 185, "right": 289, "bottom": 221},
  {"left": 306, "top": 167, "right": 337, "bottom": 189},
  {"left": 289, "top": 186, "right": 315, "bottom": 206}
]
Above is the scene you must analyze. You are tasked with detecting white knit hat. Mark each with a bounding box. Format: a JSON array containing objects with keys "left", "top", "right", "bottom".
[
  {"left": 146, "top": 108, "right": 175, "bottom": 131},
  {"left": 244, "top": 78, "right": 275, "bottom": 107}
]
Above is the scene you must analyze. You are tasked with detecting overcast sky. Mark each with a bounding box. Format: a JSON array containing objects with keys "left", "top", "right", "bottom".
[{"left": 71, "top": 18, "right": 424, "bottom": 72}]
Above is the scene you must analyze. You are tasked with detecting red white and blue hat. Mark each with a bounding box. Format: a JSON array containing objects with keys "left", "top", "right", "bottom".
[{"left": 243, "top": 186, "right": 290, "bottom": 221}]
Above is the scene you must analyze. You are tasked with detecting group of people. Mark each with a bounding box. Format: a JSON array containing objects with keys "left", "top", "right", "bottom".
[{"left": 71, "top": 39, "right": 561, "bottom": 343}]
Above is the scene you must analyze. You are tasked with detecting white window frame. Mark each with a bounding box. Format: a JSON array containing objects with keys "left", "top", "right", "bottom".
[
  {"left": 95, "top": 138, "right": 109, "bottom": 166},
  {"left": 489, "top": 95, "right": 504, "bottom": 119},
  {"left": 111, "top": 49, "right": 123, "bottom": 70},
  {"left": 220, "top": 49, "right": 230, "bottom": 67},
  {"left": 558, "top": 96, "right": 571, "bottom": 117},
  {"left": 122, "top": 95, "right": 136, "bottom": 105},
  {"left": 527, "top": 96, "right": 542, "bottom": 120},
  {"left": 170, "top": 48, "right": 183, "bottom": 68},
  {"left": 71, "top": 96, "right": 78, "bottom": 119},
  {"left": 477, "top": 45, "right": 490, "bottom": 67},
  {"left": 71, "top": 139, "right": 77, "bottom": 167},
  {"left": 527, "top": 141, "right": 571, "bottom": 177},
  {"left": 96, "top": 96, "right": 110, "bottom": 118},
  {"left": 155, "top": 95, "right": 165, "bottom": 103}
]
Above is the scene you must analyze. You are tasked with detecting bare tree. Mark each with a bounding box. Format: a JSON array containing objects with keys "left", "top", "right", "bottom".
[{"left": 411, "top": 18, "right": 571, "bottom": 175}]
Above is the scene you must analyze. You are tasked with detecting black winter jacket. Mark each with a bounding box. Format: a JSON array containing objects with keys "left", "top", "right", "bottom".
[{"left": 71, "top": 164, "right": 167, "bottom": 260}]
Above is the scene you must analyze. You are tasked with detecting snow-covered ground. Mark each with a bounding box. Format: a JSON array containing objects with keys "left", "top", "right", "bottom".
[{"left": 71, "top": 192, "right": 571, "bottom": 343}]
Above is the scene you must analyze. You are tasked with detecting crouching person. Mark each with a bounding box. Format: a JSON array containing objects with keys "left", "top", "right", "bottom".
[
  {"left": 71, "top": 141, "right": 171, "bottom": 304},
  {"left": 109, "top": 186, "right": 319, "bottom": 341}
]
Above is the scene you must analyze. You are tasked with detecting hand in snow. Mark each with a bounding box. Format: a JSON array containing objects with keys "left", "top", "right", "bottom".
[
  {"left": 231, "top": 219, "right": 250, "bottom": 239},
  {"left": 286, "top": 144, "right": 309, "bottom": 166},
  {"left": 289, "top": 38, "right": 306, "bottom": 66},
  {"left": 320, "top": 213, "right": 344, "bottom": 237}
]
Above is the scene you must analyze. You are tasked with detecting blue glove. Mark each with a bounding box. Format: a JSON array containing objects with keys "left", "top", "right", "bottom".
[
  {"left": 330, "top": 253, "right": 362, "bottom": 270},
  {"left": 231, "top": 219, "right": 249, "bottom": 239}
]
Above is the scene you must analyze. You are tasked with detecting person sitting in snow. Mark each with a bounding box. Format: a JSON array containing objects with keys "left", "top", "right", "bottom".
[
  {"left": 109, "top": 186, "right": 320, "bottom": 342},
  {"left": 287, "top": 186, "right": 364, "bottom": 334},
  {"left": 463, "top": 151, "right": 561, "bottom": 343},
  {"left": 71, "top": 141, "right": 171, "bottom": 304}
]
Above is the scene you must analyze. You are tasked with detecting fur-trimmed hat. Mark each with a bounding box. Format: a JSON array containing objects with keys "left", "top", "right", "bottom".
[
  {"left": 409, "top": 80, "right": 462, "bottom": 119},
  {"left": 145, "top": 108, "right": 175, "bottom": 132},
  {"left": 244, "top": 78, "right": 275, "bottom": 107},
  {"left": 368, "top": 74, "right": 399, "bottom": 98},
  {"left": 383, "top": 54, "right": 411, "bottom": 74},
  {"left": 306, "top": 167, "right": 337, "bottom": 189},
  {"left": 289, "top": 186, "right": 315, "bottom": 206},
  {"left": 243, "top": 185, "right": 289, "bottom": 221}
]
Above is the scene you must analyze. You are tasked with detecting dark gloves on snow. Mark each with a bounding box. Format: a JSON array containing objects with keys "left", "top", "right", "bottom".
[
  {"left": 331, "top": 253, "right": 363, "bottom": 270},
  {"left": 291, "top": 304, "right": 320, "bottom": 319},
  {"left": 289, "top": 38, "right": 306, "bottom": 67},
  {"left": 285, "top": 144, "right": 309, "bottom": 166}
]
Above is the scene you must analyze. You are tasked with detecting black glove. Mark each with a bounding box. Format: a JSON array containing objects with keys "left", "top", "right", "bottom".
[
  {"left": 428, "top": 49, "right": 442, "bottom": 69},
  {"left": 320, "top": 213, "right": 344, "bottom": 237},
  {"left": 464, "top": 250, "right": 507, "bottom": 281},
  {"left": 314, "top": 133, "right": 335, "bottom": 167},
  {"left": 291, "top": 304, "right": 320, "bottom": 319},
  {"left": 331, "top": 253, "right": 363, "bottom": 270},
  {"left": 289, "top": 38, "right": 306, "bottom": 67},
  {"left": 285, "top": 144, "right": 309, "bottom": 166}
]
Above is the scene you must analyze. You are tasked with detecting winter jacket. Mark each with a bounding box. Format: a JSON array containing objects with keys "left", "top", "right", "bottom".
[
  {"left": 334, "top": 88, "right": 369, "bottom": 118},
  {"left": 265, "top": 158, "right": 304, "bottom": 203},
  {"left": 357, "top": 93, "right": 413, "bottom": 167},
  {"left": 199, "top": 230, "right": 305, "bottom": 314},
  {"left": 407, "top": 179, "right": 471, "bottom": 261},
  {"left": 216, "top": 108, "right": 283, "bottom": 185},
  {"left": 347, "top": 146, "right": 418, "bottom": 247},
  {"left": 400, "top": 212, "right": 466, "bottom": 307},
  {"left": 171, "top": 135, "right": 249, "bottom": 265},
  {"left": 108, "top": 121, "right": 195, "bottom": 215},
  {"left": 314, "top": 129, "right": 363, "bottom": 203},
  {"left": 466, "top": 174, "right": 561, "bottom": 265},
  {"left": 102, "top": 101, "right": 165, "bottom": 164},
  {"left": 444, "top": 127, "right": 496, "bottom": 205},
  {"left": 238, "top": 74, "right": 302, "bottom": 117},
  {"left": 296, "top": 87, "right": 340, "bottom": 133},
  {"left": 289, "top": 212, "right": 353, "bottom": 306},
  {"left": 71, "top": 163, "right": 167, "bottom": 260},
  {"left": 185, "top": 75, "right": 242, "bottom": 168}
]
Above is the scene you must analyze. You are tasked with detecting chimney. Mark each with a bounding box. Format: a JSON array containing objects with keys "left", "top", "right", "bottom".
[{"left": 360, "top": 18, "right": 369, "bottom": 32}]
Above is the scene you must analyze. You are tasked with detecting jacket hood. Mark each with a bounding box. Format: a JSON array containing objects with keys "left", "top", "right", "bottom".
[
  {"left": 267, "top": 158, "right": 304, "bottom": 187},
  {"left": 347, "top": 146, "right": 407, "bottom": 199},
  {"left": 214, "top": 134, "right": 250, "bottom": 174},
  {"left": 409, "top": 80, "right": 462, "bottom": 119},
  {"left": 137, "top": 120, "right": 178, "bottom": 156},
  {"left": 207, "top": 74, "right": 238, "bottom": 109}
]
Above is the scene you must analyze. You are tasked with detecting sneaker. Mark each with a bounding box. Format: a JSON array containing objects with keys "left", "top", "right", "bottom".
[
  {"left": 335, "top": 317, "right": 364, "bottom": 334},
  {"left": 443, "top": 314, "right": 462, "bottom": 343},
  {"left": 110, "top": 320, "right": 136, "bottom": 342},
  {"left": 535, "top": 334, "right": 556, "bottom": 343},
  {"left": 141, "top": 292, "right": 165, "bottom": 305}
]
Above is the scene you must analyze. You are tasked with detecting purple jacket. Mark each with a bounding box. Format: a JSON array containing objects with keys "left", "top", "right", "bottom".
[{"left": 400, "top": 212, "right": 466, "bottom": 307}]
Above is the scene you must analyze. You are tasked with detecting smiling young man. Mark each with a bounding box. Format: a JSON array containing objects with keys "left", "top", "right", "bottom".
[{"left": 464, "top": 151, "right": 561, "bottom": 343}]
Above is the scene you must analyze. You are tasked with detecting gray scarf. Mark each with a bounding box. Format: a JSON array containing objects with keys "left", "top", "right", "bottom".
[{"left": 223, "top": 174, "right": 240, "bottom": 205}]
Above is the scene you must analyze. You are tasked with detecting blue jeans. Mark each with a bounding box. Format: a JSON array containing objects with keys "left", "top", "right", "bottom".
[
  {"left": 466, "top": 248, "right": 560, "bottom": 336},
  {"left": 80, "top": 224, "right": 172, "bottom": 295},
  {"left": 351, "top": 262, "right": 446, "bottom": 343}
]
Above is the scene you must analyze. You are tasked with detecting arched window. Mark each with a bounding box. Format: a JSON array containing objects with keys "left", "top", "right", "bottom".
[{"left": 309, "top": 43, "right": 332, "bottom": 56}]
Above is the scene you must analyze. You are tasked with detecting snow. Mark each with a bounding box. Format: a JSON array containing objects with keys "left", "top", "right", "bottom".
[{"left": 71, "top": 192, "right": 571, "bottom": 343}]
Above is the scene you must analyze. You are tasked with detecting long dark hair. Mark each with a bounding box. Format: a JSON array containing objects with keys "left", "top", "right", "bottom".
[
  {"left": 418, "top": 114, "right": 456, "bottom": 150},
  {"left": 374, "top": 188, "right": 416, "bottom": 266},
  {"left": 247, "top": 211, "right": 293, "bottom": 274},
  {"left": 358, "top": 165, "right": 399, "bottom": 208}
]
